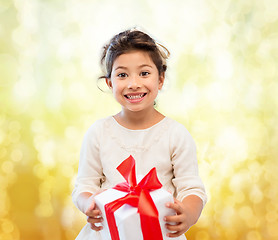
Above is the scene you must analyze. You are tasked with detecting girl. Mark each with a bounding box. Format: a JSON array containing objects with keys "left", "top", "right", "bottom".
[{"left": 72, "top": 29, "right": 207, "bottom": 240}]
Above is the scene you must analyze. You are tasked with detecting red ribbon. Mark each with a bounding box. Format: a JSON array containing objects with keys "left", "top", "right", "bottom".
[{"left": 104, "top": 155, "right": 164, "bottom": 240}]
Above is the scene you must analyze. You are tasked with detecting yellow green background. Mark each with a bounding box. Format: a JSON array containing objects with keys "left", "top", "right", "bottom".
[{"left": 0, "top": 0, "right": 277, "bottom": 239}]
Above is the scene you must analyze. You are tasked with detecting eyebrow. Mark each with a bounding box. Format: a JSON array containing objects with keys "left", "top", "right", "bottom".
[{"left": 114, "top": 64, "right": 153, "bottom": 71}]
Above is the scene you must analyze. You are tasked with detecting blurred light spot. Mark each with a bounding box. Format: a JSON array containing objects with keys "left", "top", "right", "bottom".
[
  {"left": 0, "top": 233, "right": 13, "bottom": 240},
  {"left": 65, "top": 126, "right": 79, "bottom": 140},
  {"left": 229, "top": 173, "right": 243, "bottom": 190},
  {"left": 63, "top": 62, "right": 77, "bottom": 79},
  {"left": 214, "top": 51, "right": 234, "bottom": 80},
  {"left": 33, "top": 164, "right": 48, "bottom": 179},
  {"left": 0, "top": 0, "right": 12, "bottom": 12},
  {"left": 248, "top": 162, "right": 263, "bottom": 182},
  {"left": 33, "top": 135, "right": 46, "bottom": 152},
  {"left": 39, "top": 191, "right": 51, "bottom": 203},
  {"left": 81, "top": 58, "right": 96, "bottom": 78},
  {"left": 13, "top": 78, "right": 36, "bottom": 101},
  {"left": 246, "top": 27, "right": 262, "bottom": 46},
  {"left": 7, "top": 130, "right": 20, "bottom": 144},
  {"left": 38, "top": 140, "right": 56, "bottom": 167},
  {"left": 0, "top": 147, "right": 7, "bottom": 159},
  {"left": 220, "top": 206, "right": 235, "bottom": 227},
  {"left": 216, "top": 126, "right": 248, "bottom": 163},
  {"left": 1, "top": 161, "right": 14, "bottom": 174},
  {"left": 69, "top": 82, "right": 86, "bottom": 100},
  {"left": 0, "top": 192, "right": 9, "bottom": 216},
  {"left": 1, "top": 219, "right": 14, "bottom": 233},
  {"left": 61, "top": 205, "right": 75, "bottom": 227},
  {"left": 266, "top": 211, "right": 278, "bottom": 223},
  {"left": 267, "top": 222, "right": 278, "bottom": 237},
  {"left": 246, "top": 230, "right": 262, "bottom": 240},
  {"left": 181, "top": 83, "right": 199, "bottom": 110},
  {"left": 11, "top": 27, "right": 27, "bottom": 46},
  {"left": 10, "top": 149, "right": 23, "bottom": 162},
  {"left": 249, "top": 185, "right": 263, "bottom": 204},
  {"left": 243, "top": 82, "right": 262, "bottom": 110},
  {"left": 57, "top": 39, "right": 75, "bottom": 60},
  {"left": 234, "top": 191, "right": 245, "bottom": 204},
  {"left": 0, "top": 176, "right": 8, "bottom": 190},
  {"left": 239, "top": 206, "right": 254, "bottom": 222},
  {"left": 61, "top": 165, "right": 74, "bottom": 178},
  {"left": 0, "top": 54, "right": 18, "bottom": 86},
  {"left": 40, "top": 177, "right": 55, "bottom": 192},
  {"left": 195, "top": 230, "right": 210, "bottom": 240},
  {"left": 0, "top": 123, "right": 4, "bottom": 137},
  {"left": 205, "top": 81, "right": 235, "bottom": 110},
  {"left": 35, "top": 203, "right": 53, "bottom": 218},
  {"left": 31, "top": 120, "right": 45, "bottom": 133},
  {"left": 46, "top": 82, "right": 63, "bottom": 110},
  {"left": 8, "top": 121, "right": 21, "bottom": 131},
  {"left": 193, "top": 39, "right": 208, "bottom": 57}
]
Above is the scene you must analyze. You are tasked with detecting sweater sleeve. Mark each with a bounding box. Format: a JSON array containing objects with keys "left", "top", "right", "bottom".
[
  {"left": 72, "top": 120, "right": 105, "bottom": 210},
  {"left": 170, "top": 122, "right": 207, "bottom": 206}
]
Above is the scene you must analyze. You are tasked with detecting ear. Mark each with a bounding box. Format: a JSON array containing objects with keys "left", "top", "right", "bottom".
[
  {"left": 105, "top": 78, "right": 113, "bottom": 89},
  {"left": 158, "top": 72, "right": 165, "bottom": 90}
]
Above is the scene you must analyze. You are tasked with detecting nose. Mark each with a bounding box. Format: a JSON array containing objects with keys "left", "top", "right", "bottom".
[{"left": 128, "top": 75, "right": 141, "bottom": 89}]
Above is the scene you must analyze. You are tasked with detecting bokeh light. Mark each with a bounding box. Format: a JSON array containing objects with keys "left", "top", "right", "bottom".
[{"left": 0, "top": 0, "right": 277, "bottom": 239}]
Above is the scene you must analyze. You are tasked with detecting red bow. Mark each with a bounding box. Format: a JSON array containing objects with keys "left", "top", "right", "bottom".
[{"left": 104, "top": 155, "right": 164, "bottom": 240}]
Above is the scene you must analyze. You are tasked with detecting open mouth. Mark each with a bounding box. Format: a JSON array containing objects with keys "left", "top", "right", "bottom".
[{"left": 124, "top": 93, "right": 147, "bottom": 100}]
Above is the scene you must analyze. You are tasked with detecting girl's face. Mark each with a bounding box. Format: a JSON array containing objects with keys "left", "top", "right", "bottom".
[{"left": 106, "top": 50, "right": 165, "bottom": 114}]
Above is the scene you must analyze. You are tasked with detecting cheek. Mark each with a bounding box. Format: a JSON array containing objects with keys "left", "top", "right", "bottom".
[
  {"left": 111, "top": 83, "right": 122, "bottom": 95},
  {"left": 154, "top": 81, "right": 163, "bottom": 91}
]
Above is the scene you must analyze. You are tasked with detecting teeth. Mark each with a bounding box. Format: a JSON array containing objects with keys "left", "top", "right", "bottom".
[{"left": 126, "top": 94, "right": 144, "bottom": 99}]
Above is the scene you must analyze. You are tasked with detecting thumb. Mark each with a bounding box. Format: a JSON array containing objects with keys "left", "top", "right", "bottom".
[{"left": 85, "top": 195, "right": 96, "bottom": 213}]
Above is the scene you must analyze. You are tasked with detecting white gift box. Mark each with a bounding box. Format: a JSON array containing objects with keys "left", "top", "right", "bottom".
[{"left": 94, "top": 188, "right": 177, "bottom": 240}]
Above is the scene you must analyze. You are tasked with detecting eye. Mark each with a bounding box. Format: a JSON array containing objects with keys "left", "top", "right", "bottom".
[
  {"left": 117, "top": 73, "right": 128, "bottom": 78},
  {"left": 140, "top": 71, "right": 150, "bottom": 77}
]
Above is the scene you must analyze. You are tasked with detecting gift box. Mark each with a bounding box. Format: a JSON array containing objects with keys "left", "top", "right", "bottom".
[{"left": 94, "top": 155, "right": 176, "bottom": 240}]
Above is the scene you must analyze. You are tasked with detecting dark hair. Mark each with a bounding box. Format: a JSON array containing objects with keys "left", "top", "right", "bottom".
[{"left": 99, "top": 29, "right": 170, "bottom": 79}]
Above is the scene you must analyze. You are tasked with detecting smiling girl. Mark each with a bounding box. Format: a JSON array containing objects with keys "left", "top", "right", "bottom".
[{"left": 72, "top": 29, "right": 207, "bottom": 240}]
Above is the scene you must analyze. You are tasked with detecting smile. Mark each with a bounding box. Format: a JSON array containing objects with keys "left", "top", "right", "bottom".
[{"left": 124, "top": 93, "right": 147, "bottom": 100}]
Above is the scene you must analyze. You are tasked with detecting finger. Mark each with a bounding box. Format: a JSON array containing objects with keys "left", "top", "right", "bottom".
[
  {"left": 166, "top": 201, "right": 183, "bottom": 214},
  {"left": 87, "top": 215, "right": 104, "bottom": 232},
  {"left": 164, "top": 203, "right": 183, "bottom": 223},
  {"left": 88, "top": 214, "right": 104, "bottom": 232},
  {"left": 164, "top": 214, "right": 182, "bottom": 223},
  {"left": 165, "top": 222, "right": 185, "bottom": 232},
  {"left": 166, "top": 230, "right": 185, "bottom": 238},
  {"left": 86, "top": 209, "right": 102, "bottom": 217},
  {"left": 87, "top": 216, "right": 103, "bottom": 225},
  {"left": 90, "top": 223, "right": 103, "bottom": 231},
  {"left": 85, "top": 200, "right": 96, "bottom": 213},
  {"left": 86, "top": 193, "right": 103, "bottom": 213}
]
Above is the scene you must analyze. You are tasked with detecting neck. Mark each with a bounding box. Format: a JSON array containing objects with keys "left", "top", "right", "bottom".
[{"left": 115, "top": 107, "right": 164, "bottom": 130}]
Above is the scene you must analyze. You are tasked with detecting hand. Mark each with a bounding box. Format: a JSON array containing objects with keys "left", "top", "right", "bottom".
[
  {"left": 164, "top": 195, "right": 203, "bottom": 238},
  {"left": 164, "top": 198, "right": 190, "bottom": 238},
  {"left": 84, "top": 190, "right": 106, "bottom": 231}
]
